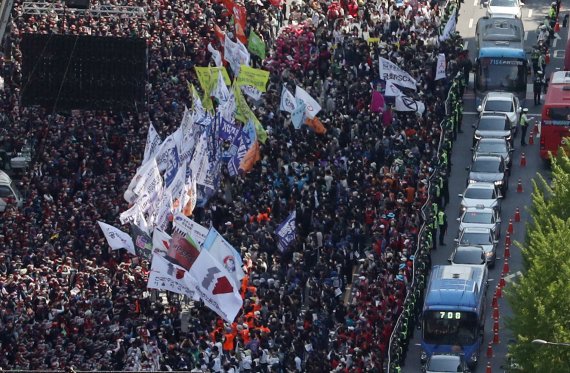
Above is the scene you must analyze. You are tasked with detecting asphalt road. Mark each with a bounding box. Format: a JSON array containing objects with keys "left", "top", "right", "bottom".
[{"left": 401, "top": 0, "right": 563, "bottom": 371}]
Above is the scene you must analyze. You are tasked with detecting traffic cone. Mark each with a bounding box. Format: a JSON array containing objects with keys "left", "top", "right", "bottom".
[
  {"left": 487, "top": 342, "right": 494, "bottom": 358},
  {"left": 555, "top": 21, "right": 561, "bottom": 32},
  {"left": 529, "top": 127, "right": 535, "bottom": 145},
  {"left": 514, "top": 207, "right": 521, "bottom": 222},
  {"left": 493, "top": 330, "right": 500, "bottom": 344},
  {"left": 486, "top": 361, "right": 492, "bottom": 373},
  {"left": 494, "top": 318, "right": 500, "bottom": 333},
  {"left": 546, "top": 51, "right": 551, "bottom": 65},
  {"left": 505, "top": 243, "right": 511, "bottom": 259},
  {"left": 508, "top": 218, "right": 514, "bottom": 235},
  {"left": 503, "top": 258, "right": 510, "bottom": 275},
  {"left": 493, "top": 306, "right": 499, "bottom": 320},
  {"left": 492, "top": 295, "right": 498, "bottom": 307},
  {"left": 517, "top": 178, "right": 523, "bottom": 193},
  {"left": 520, "top": 152, "right": 526, "bottom": 167},
  {"left": 505, "top": 232, "right": 511, "bottom": 247},
  {"left": 496, "top": 283, "right": 502, "bottom": 298},
  {"left": 499, "top": 275, "right": 506, "bottom": 289}
]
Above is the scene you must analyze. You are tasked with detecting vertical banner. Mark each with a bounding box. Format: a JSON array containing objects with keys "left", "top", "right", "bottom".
[
  {"left": 275, "top": 210, "right": 296, "bottom": 253},
  {"left": 435, "top": 53, "right": 447, "bottom": 81}
]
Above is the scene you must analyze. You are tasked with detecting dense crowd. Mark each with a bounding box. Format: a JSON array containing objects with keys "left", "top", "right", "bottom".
[{"left": 0, "top": 0, "right": 464, "bottom": 371}]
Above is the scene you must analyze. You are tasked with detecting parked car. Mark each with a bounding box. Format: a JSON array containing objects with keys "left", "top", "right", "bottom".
[
  {"left": 449, "top": 245, "right": 488, "bottom": 266},
  {"left": 422, "top": 353, "right": 471, "bottom": 373},
  {"left": 458, "top": 182, "right": 503, "bottom": 216},
  {"left": 0, "top": 170, "right": 23, "bottom": 212},
  {"left": 477, "top": 91, "right": 521, "bottom": 136},
  {"left": 473, "top": 113, "right": 513, "bottom": 147},
  {"left": 484, "top": 0, "right": 523, "bottom": 19},
  {"left": 458, "top": 206, "right": 502, "bottom": 239},
  {"left": 455, "top": 227, "right": 498, "bottom": 267},
  {"left": 466, "top": 154, "right": 509, "bottom": 195},
  {"left": 473, "top": 137, "right": 513, "bottom": 171}
]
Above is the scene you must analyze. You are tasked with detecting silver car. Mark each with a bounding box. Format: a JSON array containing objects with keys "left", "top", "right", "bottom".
[
  {"left": 458, "top": 206, "right": 502, "bottom": 239},
  {"left": 455, "top": 227, "right": 499, "bottom": 267},
  {"left": 485, "top": 0, "right": 523, "bottom": 19},
  {"left": 458, "top": 182, "right": 503, "bottom": 216},
  {"left": 477, "top": 91, "right": 521, "bottom": 135},
  {"left": 422, "top": 353, "right": 471, "bottom": 373}
]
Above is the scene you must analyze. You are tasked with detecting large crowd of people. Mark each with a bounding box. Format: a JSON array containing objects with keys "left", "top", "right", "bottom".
[{"left": 0, "top": 0, "right": 464, "bottom": 371}]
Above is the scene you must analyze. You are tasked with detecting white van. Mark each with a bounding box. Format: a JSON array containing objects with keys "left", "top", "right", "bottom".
[{"left": 0, "top": 170, "right": 23, "bottom": 212}]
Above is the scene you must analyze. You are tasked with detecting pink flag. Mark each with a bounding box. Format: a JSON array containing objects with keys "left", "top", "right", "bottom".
[{"left": 370, "top": 91, "right": 385, "bottom": 113}]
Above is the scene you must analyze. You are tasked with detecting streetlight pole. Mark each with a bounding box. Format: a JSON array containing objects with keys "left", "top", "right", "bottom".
[{"left": 532, "top": 339, "right": 570, "bottom": 347}]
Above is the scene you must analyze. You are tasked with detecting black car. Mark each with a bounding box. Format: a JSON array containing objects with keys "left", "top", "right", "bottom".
[
  {"left": 472, "top": 137, "right": 513, "bottom": 172},
  {"left": 449, "top": 245, "right": 487, "bottom": 266},
  {"left": 466, "top": 154, "right": 509, "bottom": 196},
  {"left": 422, "top": 353, "right": 471, "bottom": 373},
  {"left": 472, "top": 113, "right": 513, "bottom": 147}
]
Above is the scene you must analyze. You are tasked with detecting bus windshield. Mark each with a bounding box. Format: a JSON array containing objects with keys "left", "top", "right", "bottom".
[
  {"left": 476, "top": 57, "right": 526, "bottom": 92},
  {"left": 423, "top": 311, "right": 479, "bottom": 346}
]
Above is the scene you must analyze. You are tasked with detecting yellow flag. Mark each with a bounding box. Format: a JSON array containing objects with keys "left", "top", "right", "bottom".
[
  {"left": 233, "top": 84, "right": 267, "bottom": 144},
  {"left": 194, "top": 66, "right": 231, "bottom": 93},
  {"left": 236, "top": 65, "right": 269, "bottom": 92}
]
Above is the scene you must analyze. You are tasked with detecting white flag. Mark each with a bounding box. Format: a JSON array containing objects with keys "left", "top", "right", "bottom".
[
  {"left": 378, "top": 57, "right": 417, "bottom": 90},
  {"left": 155, "top": 128, "right": 182, "bottom": 172},
  {"left": 119, "top": 204, "right": 150, "bottom": 235},
  {"left": 224, "top": 36, "right": 242, "bottom": 74},
  {"left": 435, "top": 53, "right": 447, "bottom": 80},
  {"left": 188, "top": 132, "right": 210, "bottom": 188},
  {"left": 98, "top": 221, "right": 136, "bottom": 255},
  {"left": 148, "top": 254, "right": 199, "bottom": 300},
  {"left": 279, "top": 86, "right": 297, "bottom": 113},
  {"left": 236, "top": 39, "right": 251, "bottom": 67},
  {"left": 384, "top": 80, "right": 403, "bottom": 97},
  {"left": 153, "top": 189, "right": 173, "bottom": 231},
  {"left": 211, "top": 70, "right": 231, "bottom": 103},
  {"left": 152, "top": 227, "right": 171, "bottom": 258},
  {"left": 185, "top": 249, "right": 243, "bottom": 322},
  {"left": 142, "top": 122, "right": 162, "bottom": 166},
  {"left": 240, "top": 84, "right": 262, "bottom": 101},
  {"left": 167, "top": 166, "right": 187, "bottom": 213},
  {"left": 172, "top": 213, "right": 209, "bottom": 246},
  {"left": 124, "top": 159, "right": 156, "bottom": 204},
  {"left": 207, "top": 43, "right": 223, "bottom": 67},
  {"left": 202, "top": 228, "right": 245, "bottom": 286},
  {"left": 181, "top": 171, "right": 198, "bottom": 217},
  {"left": 439, "top": 11, "right": 457, "bottom": 42},
  {"left": 295, "top": 85, "right": 322, "bottom": 119}
]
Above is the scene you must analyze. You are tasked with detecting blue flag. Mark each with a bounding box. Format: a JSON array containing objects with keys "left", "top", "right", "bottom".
[
  {"left": 275, "top": 210, "right": 296, "bottom": 253},
  {"left": 291, "top": 98, "right": 306, "bottom": 129},
  {"left": 164, "top": 145, "right": 180, "bottom": 188}
]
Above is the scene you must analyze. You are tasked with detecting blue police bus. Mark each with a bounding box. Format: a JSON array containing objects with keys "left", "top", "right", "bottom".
[
  {"left": 475, "top": 17, "right": 529, "bottom": 104},
  {"left": 420, "top": 264, "right": 489, "bottom": 369}
]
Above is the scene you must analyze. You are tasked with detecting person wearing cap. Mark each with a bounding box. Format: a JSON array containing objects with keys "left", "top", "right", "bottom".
[{"left": 520, "top": 108, "right": 530, "bottom": 146}]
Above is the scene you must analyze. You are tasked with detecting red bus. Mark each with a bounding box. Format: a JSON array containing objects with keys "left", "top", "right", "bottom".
[{"left": 540, "top": 71, "right": 570, "bottom": 159}]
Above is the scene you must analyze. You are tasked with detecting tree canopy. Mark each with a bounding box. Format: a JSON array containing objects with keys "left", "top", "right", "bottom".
[{"left": 507, "top": 148, "right": 570, "bottom": 372}]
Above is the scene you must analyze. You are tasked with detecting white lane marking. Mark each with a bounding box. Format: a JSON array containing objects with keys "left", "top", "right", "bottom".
[
  {"left": 554, "top": 38, "right": 558, "bottom": 48},
  {"left": 469, "top": 18, "right": 474, "bottom": 28},
  {"left": 464, "top": 112, "right": 541, "bottom": 116},
  {"left": 464, "top": 41, "right": 469, "bottom": 49},
  {"left": 528, "top": 9, "right": 533, "bottom": 18},
  {"left": 474, "top": 0, "right": 478, "bottom": 5},
  {"left": 524, "top": 31, "right": 528, "bottom": 41}
]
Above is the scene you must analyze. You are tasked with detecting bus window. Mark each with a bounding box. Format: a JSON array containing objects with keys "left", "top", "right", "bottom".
[{"left": 423, "top": 311, "right": 479, "bottom": 346}]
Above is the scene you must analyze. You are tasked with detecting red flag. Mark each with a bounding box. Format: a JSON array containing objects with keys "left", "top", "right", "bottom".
[
  {"left": 269, "top": 0, "right": 281, "bottom": 6},
  {"left": 304, "top": 117, "right": 327, "bottom": 135},
  {"left": 221, "top": 0, "right": 235, "bottom": 13},
  {"left": 233, "top": 4, "right": 248, "bottom": 44},
  {"left": 214, "top": 24, "right": 226, "bottom": 44}
]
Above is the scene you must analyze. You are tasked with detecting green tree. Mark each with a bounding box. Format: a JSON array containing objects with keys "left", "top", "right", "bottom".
[{"left": 507, "top": 150, "right": 570, "bottom": 372}]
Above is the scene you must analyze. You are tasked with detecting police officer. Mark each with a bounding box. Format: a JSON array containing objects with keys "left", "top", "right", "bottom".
[
  {"left": 437, "top": 209, "right": 447, "bottom": 246},
  {"left": 531, "top": 46, "right": 540, "bottom": 75},
  {"left": 534, "top": 72, "right": 545, "bottom": 105},
  {"left": 520, "top": 108, "right": 530, "bottom": 146}
]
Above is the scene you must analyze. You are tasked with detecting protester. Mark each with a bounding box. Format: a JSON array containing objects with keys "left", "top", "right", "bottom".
[{"left": 0, "top": 0, "right": 464, "bottom": 371}]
